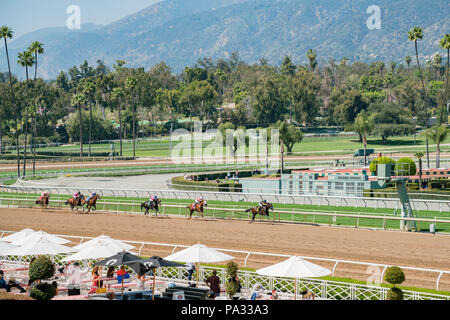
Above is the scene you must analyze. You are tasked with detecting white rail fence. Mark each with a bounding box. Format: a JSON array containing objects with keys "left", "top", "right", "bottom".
[
  {"left": 1, "top": 196, "right": 450, "bottom": 233},
  {"left": 0, "top": 231, "right": 449, "bottom": 300},
  {"left": 2, "top": 184, "right": 450, "bottom": 213}
]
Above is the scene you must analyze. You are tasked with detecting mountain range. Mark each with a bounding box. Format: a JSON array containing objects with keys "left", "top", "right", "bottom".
[{"left": 1, "top": 0, "right": 449, "bottom": 80}]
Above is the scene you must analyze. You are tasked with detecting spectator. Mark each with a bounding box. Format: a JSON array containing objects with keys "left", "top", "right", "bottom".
[
  {"left": 250, "top": 283, "right": 264, "bottom": 300},
  {"left": 205, "top": 270, "right": 221, "bottom": 299},
  {"left": 301, "top": 290, "right": 316, "bottom": 300},
  {"left": 52, "top": 281, "right": 59, "bottom": 296},
  {"left": 65, "top": 261, "right": 83, "bottom": 296},
  {"left": 0, "top": 270, "right": 8, "bottom": 291},
  {"left": 106, "top": 291, "right": 116, "bottom": 300},
  {"left": 106, "top": 266, "right": 115, "bottom": 278},
  {"left": 134, "top": 274, "right": 146, "bottom": 291},
  {"left": 117, "top": 266, "right": 130, "bottom": 284},
  {"left": 186, "top": 262, "right": 196, "bottom": 283},
  {"left": 0, "top": 271, "right": 26, "bottom": 293}
]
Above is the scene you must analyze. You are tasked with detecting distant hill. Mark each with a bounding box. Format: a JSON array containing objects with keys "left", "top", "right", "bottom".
[{"left": 1, "top": 0, "right": 449, "bottom": 80}]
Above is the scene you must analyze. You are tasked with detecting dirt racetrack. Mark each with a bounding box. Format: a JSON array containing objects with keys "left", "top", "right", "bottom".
[{"left": 1, "top": 207, "right": 450, "bottom": 292}]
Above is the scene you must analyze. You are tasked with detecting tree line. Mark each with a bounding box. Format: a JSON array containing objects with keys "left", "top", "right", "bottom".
[{"left": 0, "top": 25, "right": 449, "bottom": 177}]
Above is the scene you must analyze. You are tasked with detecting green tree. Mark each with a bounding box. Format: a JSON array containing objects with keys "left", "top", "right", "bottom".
[
  {"left": 422, "top": 125, "right": 448, "bottom": 168},
  {"left": 111, "top": 87, "right": 125, "bottom": 156},
  {"left": 405, "top": 56, "right": 412, "bottom": 68},
  {"left": 414, "top": 151, "right": 424, "bottom": 189},
  {"left": 29, "top": 256, "right": 56, "bottom": 300},
  {"left": 384, "top": 266, "right": 405, "bottom": 300},
  {"left": 0, "top": 26, "right": 14, "bottom": 158},
  {"left": 70, "top": 92, "right": 87, "bottom": 157},
  {"left": 306, "top": 49, "right": 318, "bottom": 72},
  {"left": 281, "top": 55, "right": 296, "bottom": 76},
  {"left": 28, "top": 41, "right": 44, "bottom": 81},
  {"left": 351, "top": 110, "right": 374, "bottom": 166},
  {"left": 440, "top": 34, "right": 450, "bottom": 111},
  {"left": 125, "top": 76, "right": 138, "bottom": 159},
  {"left": 271, "top": 120, "right": 303, "bottom": 154},
  {"left": 368, "top": 102, "right": 414, "bottom": 144},
  {"left": 80, "top": 79, "right": 96, "bottom": 157},
  {"left": 251, "top": 78, "right": 286, "bottom": 126},
  {"left": 17, "top": 50, "right": 36, "bottom": 176}
]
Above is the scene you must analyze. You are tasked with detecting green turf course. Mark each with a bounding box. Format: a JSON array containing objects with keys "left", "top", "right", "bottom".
[
  {"left": 2, "top": 134, "right": 448, "bottom": 159},
  {"left": 1, "top": 192, "right": 449, "bottom": 233}
]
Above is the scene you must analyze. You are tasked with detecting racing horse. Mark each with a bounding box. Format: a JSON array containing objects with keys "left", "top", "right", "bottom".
[
  {"left": 245, "top": 203, "right": 274, "bottom": 223},
  {"left": 82, "top": 194, "right": 101, "bottom": 213},
  {"left": 36, "top": 193, "right": 50, "bottom": 209},
  {"left": 187, "top": 199, "right": 207, "bottom": 219},
  {"left": 141, "top": 198, "right": 162, "bottom": 216},
  {"left": 65, "top": 195, "right": 85, "bottom": 212}
]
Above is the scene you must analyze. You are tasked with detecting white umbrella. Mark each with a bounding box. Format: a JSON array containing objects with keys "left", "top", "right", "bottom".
[
  {"left": 256, "top": 256, "right": 331, "bottom": 300},
  {"left": 5, "top": 237, "right": 76, "bottom": 256},
  {"left": 11, "top": 231, "right": 71, "bottom": 246},
  {"left": 0, "top": 241, "right": 18, "bottom": 255},
  {"left": 62, "top": 239, "right": 125, "bottom": 261},
  {"left": 165, "top": 243, "right": 234, "bottom": 287},
  {"left": 164, "top": 243, "right": 234, "bottom": 264},
  {"left": 72, "top": 235, "right": 134, "bottom": 251},
  {"left": 1, "top": 228, "right": 35, "bottom": 243}
]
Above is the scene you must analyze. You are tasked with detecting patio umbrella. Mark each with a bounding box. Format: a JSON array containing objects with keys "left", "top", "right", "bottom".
[
  {"left": 164, "top": 243, "right": 234, "bottom": 286},
  {"left": 256, "top": 256, "right": 331, "bottom": 300},
  {"left": 94, "top": 251, "right": 143, "bottom": 297},
  {"left": 1, "top": 228, "right": 35, "bottom": 243},
  {"left": 73, "top": 235, "right": 134, "bottom": 252},
  {"left": 0, "top": 241, "right": 18, "bottom": 255},
  {"left": 62, "top": 239, "right": 124, "bottom": 262},
  {"left": 11, "top": 231, "right": 71, "bottom": 246},
  {"left": 127, "top": 258, "right": 185, "bottom": 300},
  {"left": 4, "top": 237, "right": 76, "bottom": 256}
]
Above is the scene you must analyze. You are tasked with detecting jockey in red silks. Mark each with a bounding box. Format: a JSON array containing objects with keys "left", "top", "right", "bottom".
[
  {"left": 194, "top": 196, "right": 204, "bottom": 209},
  {"left": 148, "top": 195, "right": 158, "bottom": 206},
  {"left": 39, "top": 192, "right": 48, "bottom": 202}
]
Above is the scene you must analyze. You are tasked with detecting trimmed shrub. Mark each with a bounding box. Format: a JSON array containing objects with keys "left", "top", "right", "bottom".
[
  {"left": 225, "top": 262, "right": 240, "bottom": 298},
  {"left": 387, "top": 287, "right": 404, "bottom": 300},
  {"left": 30, "top": 283, "right": 56, "bottom": 301},
  {"left": 29, "top": 256, "right": 55, "bottom": 283},
  {"left": 369, "top": 157, "right": 396, "bottom": 175},
  {"left": 384, "top": 266, "right": 406, "bottom": 286},
  {"left": 395, "top": 158, "right": 417, "bottom": 176}
]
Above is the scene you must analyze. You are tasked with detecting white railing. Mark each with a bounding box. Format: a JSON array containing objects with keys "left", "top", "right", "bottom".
[
  {"left": 2, "top": 184, "right": 450, "bottom": 213},
  {"left": 1, "top": 230, "right": 450, "bottom": 294}
]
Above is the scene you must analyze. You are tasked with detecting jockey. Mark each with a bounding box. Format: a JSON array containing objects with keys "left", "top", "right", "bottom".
[
  {"left": 85, "top": 192, "right": 97, "bottom": 203},
  {"left": 194, "top": 196, "right": 204, "bottom": 209},
  {"left": 74, "top": 191, "right": 83, "bottom": 205},
  {"left": 258, "top": 200, "right": 267, "bottom": 213},
  {"left": 148, "top": 195, "right": 158, "bottom": 206},
  {"left": 38, "top": 192, "right": 48, "bottom": 202}
]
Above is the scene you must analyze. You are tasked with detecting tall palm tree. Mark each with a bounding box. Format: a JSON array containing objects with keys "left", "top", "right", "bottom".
[
  {"left": 71, "top": 93, "right": 87, "bottom": 158},
  {"left": 28, "top": 41, "right": 44, "bottom": 174},
  {"left": 125, "top": 76, "right": 138, "bottom": 160},
  {"left": 352, "top": 110, "right": 374, "bottom": 166},
  {"left": 111, "top": 87, "right": 125, "bottom": 157},
  {"left": 306, "top": 49, "right": 318, "bottom": 72},
  {"left": 414, "top": 151, "right": 424, "bottom": 189},
  {"left": 28, "top": 41, "right": 44, "bottom": 81},
  {"left": 423, "top": 125, "right": 448, "bottom": 168},
  {"left": 1, "top": 26, "right": 20, "bottom": 177},
  {"left": 80, "top": 80, "right": 95, "bottom": 157},
  {"left": 408, "top": 26, "right": 430, "bottom": 167},
  {"left": 17, "top": 50, "right": 36, "bottom": 177},
  {"left": 405, "top": 56, "right": 412, "bottom": 68},
  {"left": 440, "top": 34, "right": 450, "bottom": 113}
]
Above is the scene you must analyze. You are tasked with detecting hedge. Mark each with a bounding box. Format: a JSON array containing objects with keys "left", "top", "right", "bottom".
[{"left": 171, "top": 176, "right": 242, "bottom": 193}]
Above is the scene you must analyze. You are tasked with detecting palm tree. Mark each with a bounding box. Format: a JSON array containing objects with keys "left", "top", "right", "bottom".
[
  {"left": 125, "top": 76, "right": 138, "bottom": 160},
  {"left": 28, "top": 41, "right": 44, "bottom": 174},
  {"left": 408, "top": 26, "right": 430, "bottom": 167},
  {"left": 17, "top": 50, "right": 36, "bottom": 177},
  {"left": 405, "top": 56, "right": 412, "bottom": 68},
  {"left": 80, "top": 80, "right": 96, "bottom": 157},
  {"left": 306, "top": 49, "right": 318, "bottom": 72},
  {"left": 414, "top": 151, "right": 424, "bottom": 189},
  {"left": 440, "top": 34, "right": 450, "bottom": 112},
  {"left": 352, "top": 110, "right": 374, "bottom": 166},
  {"left": 112, "top": 87, "right": 125, "bottom": 157},
  {"left": 1, "top": 26, "right": 20, "bottom": 177},
  {"left": 423, "top": 125, "right": 448, "bottom": 168},
  {"left": 71, "top": 93, "right": 87, "bottom": 158},
  {"left": 28, "top": 41, "right": 44, "bottom": 81}
]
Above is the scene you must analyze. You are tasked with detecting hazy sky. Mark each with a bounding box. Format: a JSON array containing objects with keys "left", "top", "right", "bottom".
[{"left": 1, "top": 0, "right": 161, "bottom": 38}]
